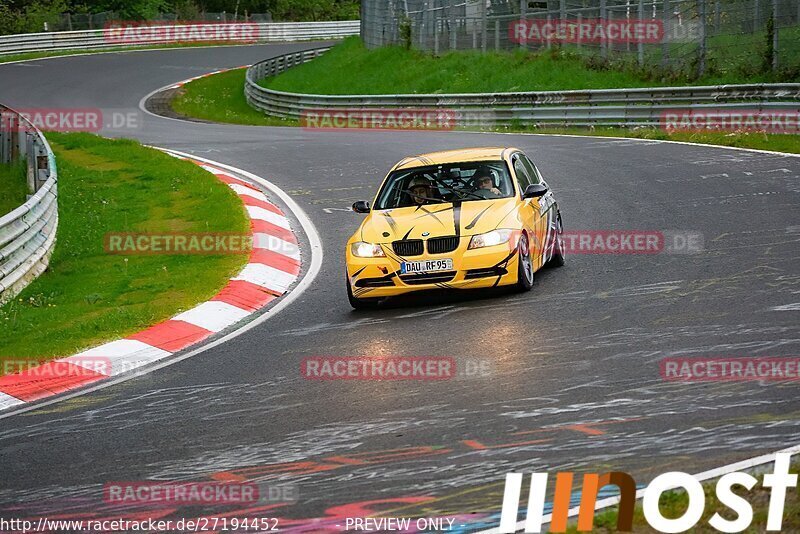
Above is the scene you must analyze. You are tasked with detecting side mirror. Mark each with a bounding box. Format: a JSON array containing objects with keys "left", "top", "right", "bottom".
[
  {"left": 352, "top": 200, "right": 371, "bottom": 213},
  {"left": 522, "top": 184, "right": 548, "bottom": 199}
]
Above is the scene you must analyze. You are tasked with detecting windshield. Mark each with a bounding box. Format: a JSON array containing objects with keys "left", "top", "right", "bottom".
[{"left": 374, "top": 160, "right": 514, "bottom": 210}]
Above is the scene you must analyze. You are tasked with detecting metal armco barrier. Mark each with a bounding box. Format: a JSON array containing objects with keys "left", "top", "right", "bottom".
[
  {"left": 245, "top": 47, "right": 800, "bottom": 128},
  {"left": 0, "top": 105, "right": 58, "bottom": 304},
  {"left": 0, "top": 21, "right": 359, "bottom": 56}
]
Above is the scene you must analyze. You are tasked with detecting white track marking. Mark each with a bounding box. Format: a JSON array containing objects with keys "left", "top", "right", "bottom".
[
  {"left": 245, "top": 205, "right": 292, "bottom": 229},
  {"left": 252, "top": 233, "right": 301, "bottom": 260},
  {"left": 0, "top": 392, "right": 24, "bottom": 410},
  {"left": 229, "top": 183, "right": 269, "bottom": 201},
  {"left": 173, "top": 301, "right": 251, "bottom": 333},
  {"left": 59, "top": 340, "right": 171, "bottom": 376},
  {"left": 233, "top": 263, "right": 297, "bottom": 294}
]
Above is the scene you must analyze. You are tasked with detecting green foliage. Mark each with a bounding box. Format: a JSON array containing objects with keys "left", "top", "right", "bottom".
[
  {"left": 96, "top": 0, "right": 168, "bottom": 20},
  {"left": 173, "top": 0, "right": 201, "bottom": 20},
  {"left": 7, "top": 0, "right": 69, "bottom": 33},
  {"left": 399, "top": 15, "right": 412, "bottom": 50},
  {"left": 0, "top": 0, "right": 360, "bottom": 34}
]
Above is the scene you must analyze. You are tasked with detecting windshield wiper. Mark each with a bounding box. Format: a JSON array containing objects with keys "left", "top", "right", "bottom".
[
  {"left": 426, "top": 176, "right": 485, "bottom": 201},
  {"left": 400, "top": 189, "right": 446, "bottom": 204}
]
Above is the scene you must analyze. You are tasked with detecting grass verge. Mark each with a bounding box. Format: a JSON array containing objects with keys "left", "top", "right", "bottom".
[
  {"left": 171, "top": 67, "right": 296, "bottom": 126},
  {"left": 0, "top": 133, "right": 249, "bottom": 371},
  {"left": 567, "top": 462, "right": 799, "bottom": 532},
  {"left": 260, "top": 36, "right": 799, "bottom": 95},
  {"left": 0, "top": 160, "right": 27, "bottom": 217}
]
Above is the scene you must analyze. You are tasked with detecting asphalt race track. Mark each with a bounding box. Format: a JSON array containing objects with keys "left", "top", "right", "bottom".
[{"left": 1, "top": 43, "right": 799, "bottom": 531}]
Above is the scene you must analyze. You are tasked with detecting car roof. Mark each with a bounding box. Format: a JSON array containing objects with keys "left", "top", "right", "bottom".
[{"left": 393, "top": 147, "right": 519, "bottom": 171}]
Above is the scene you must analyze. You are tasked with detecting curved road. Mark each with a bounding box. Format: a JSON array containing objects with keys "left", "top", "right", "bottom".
[{"left": 1, "top": 43, "right": 799, "bottom": 531}]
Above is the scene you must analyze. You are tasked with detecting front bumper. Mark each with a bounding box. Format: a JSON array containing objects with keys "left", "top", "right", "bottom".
[{"left": 346, "top": 242, "right": 520, "bottom": 299}]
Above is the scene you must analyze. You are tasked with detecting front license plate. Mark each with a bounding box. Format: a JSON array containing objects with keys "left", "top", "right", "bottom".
[{"left": 401, "top": 258, "right": 454, "bottom": 274}]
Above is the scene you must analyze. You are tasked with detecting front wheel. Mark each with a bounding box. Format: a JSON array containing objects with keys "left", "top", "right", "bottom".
[{"left": 515, "top": 232, "right": 534, "bottom": 292}]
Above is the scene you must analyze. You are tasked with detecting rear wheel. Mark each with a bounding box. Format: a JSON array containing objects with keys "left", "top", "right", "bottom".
[
  {"left": 515, "top": 232, "right": 534, "bottom": 292},
  {"left": 347, "top": 277, "right": 381, "bottom": 310},
  {"left": 548, "top": 212, "right": 565, "bottom": 267}
]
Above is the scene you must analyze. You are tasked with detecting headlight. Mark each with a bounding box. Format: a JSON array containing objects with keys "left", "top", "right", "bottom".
[
  {"left": 468, "top": 229, "right": 514, "bottom": 250},
  {"left": 351, "top": 241, "right": 386, "bottom": 258}
]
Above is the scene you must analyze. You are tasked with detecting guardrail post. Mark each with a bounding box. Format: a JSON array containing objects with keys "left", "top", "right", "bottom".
[
  {"left": 0, "top": 127, "right": 7, "bottom": 164},
  {"left": 35, "top": 143, "right": 50, "bottom": 191},
  {"left": 26, "top": 134, "right": 36, "bottom": 194}
]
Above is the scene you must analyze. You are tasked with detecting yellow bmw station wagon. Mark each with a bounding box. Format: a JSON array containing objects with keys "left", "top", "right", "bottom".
[{"left": 345, "top": 147, "right": 565, "bottom": 308}]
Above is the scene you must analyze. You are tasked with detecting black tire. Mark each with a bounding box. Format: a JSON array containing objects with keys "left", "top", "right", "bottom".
[
  {"left": 549, "top": 212, "right": 566, "bottom": 267},
  {"left": 347, "top": 277, "right": 381, "bottom": 310},
  {"left": 515, "top": 232, "right": 534, "bottom": 292}
]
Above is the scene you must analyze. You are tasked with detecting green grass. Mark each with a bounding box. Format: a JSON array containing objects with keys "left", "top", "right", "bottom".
[
  {"left": 171, "top": 67, "right": 296, "bottom": 126},
  {"left": 260, "top": 36, "right": 799, "bottom": 96},
  {"left": 566, "top": 462, "right": 800, "bottom": 532},
  {"left": 0, "top": 160, "right": 27, "bottom": 217},
  {"left": 262, "top": 37, "right": 656, "bottom": 94},
  {"left": 0, "top": 133, "right": 249, "bottom": 369}
]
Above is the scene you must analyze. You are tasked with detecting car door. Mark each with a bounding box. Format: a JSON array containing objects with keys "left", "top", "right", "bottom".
[
  {"left": 520, "top": 153, "right": 558, "bottom": 265},
  {"left": 510, "top": 152, "right": 546, "bottom": 268}
]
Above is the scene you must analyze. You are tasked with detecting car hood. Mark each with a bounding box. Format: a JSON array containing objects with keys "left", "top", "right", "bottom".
[{"left": 358, "top": 198, "right": 520, "bottom": 243}]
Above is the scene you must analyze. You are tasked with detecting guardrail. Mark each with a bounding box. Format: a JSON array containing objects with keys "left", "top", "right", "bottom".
[
  {"left": 0, "top": 105, "right": 58, "bottom": 304},
  {"left": 0, "top": 21, "right": 359, "bottom": 56},
  {"left": 245, "top": 47, "right": 800, "bottom": 128}
]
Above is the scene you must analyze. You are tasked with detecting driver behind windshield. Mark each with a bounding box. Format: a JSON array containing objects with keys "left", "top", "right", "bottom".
[
  {"left": 407, "top": 176, "right": 435, "bottom": 206},
  {"left": 473, "top": 166, "right": 502, "bottom": 198}
]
